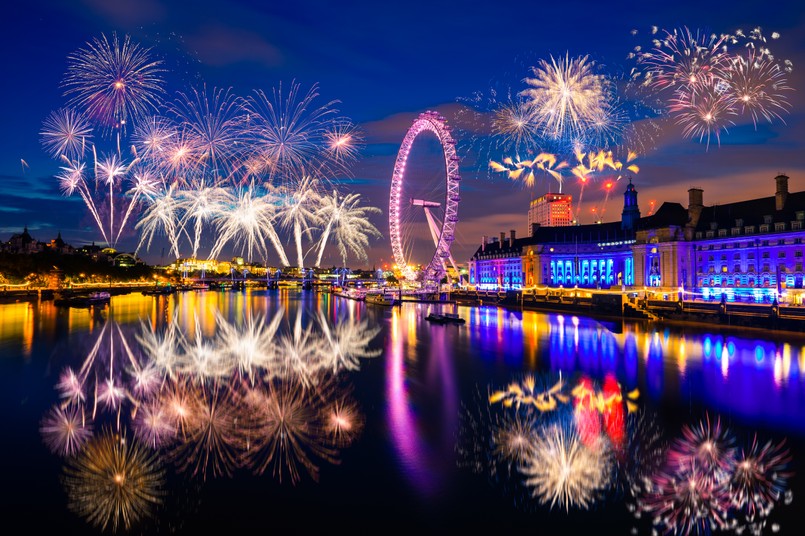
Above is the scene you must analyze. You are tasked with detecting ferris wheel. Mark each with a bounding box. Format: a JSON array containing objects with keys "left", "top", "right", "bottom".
[{"left": 389, "top": 111, "right": 461, "bottom": 286}]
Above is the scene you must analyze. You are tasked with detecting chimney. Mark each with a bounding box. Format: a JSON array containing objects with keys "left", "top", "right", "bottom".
[
  {"left": 481, "top": 235, "right": 486, "bottom": 251},
  {"left": 500, "top": 231, "right": 506, "bottom": 247},
  {"left": 775, "top": 174, "right": 789, "bottom": 211},
  {"left": 510, "top": 229, "right": 516, "bottom": 243},
  {"left": 687, "top": 187, "right": 704, "bottom": 228}
]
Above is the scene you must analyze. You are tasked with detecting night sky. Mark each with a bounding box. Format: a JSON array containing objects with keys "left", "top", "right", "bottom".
[{"left": 2, "top": 0, "right": 804, "bottom": 268}]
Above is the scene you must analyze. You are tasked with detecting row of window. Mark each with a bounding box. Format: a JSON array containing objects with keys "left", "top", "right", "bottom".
[
  {"left": 696, "top": 221, "right": 804, "bottom": 240},
  {"left": 696, "top": 238, "right": 804, "bottom": 249}
]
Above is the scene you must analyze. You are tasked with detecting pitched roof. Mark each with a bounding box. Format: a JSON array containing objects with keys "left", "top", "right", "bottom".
[
  {"left": 694, "top": 191, "right": 805, "bottom": 232},
  {"left": 637, "top": 202, "right": 689, "bottom": 230}
]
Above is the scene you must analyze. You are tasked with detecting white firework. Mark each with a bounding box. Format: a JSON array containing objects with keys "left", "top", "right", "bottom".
[
  {"left": 208, "top": 184, "right": 289, "bottom": 266},
  {"left": 313, "top": 190, "right": 383, "bottom": 267},
  {"left": 520, "top": 424, "right": 613, "bottom": 511}
]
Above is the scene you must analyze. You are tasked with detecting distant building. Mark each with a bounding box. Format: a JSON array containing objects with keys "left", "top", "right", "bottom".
[
  {"left": 5, "top": 226, "right": 39, "bottom": 254},
  {"left": 528, "top": 192, "right": 573, "bottom": 232},
  {"left": 469, "top": 174, "right": 805, "bottom": 304}
]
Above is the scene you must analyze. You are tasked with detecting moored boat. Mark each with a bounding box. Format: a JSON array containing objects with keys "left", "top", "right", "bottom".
[{"left": 425, "top": 312, "right": 465, "bottom": 324}]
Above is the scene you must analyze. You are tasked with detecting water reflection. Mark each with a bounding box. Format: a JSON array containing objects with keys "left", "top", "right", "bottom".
[
  {"left": 40, "top": 305, "right": 379, "bottom": 531},
  {"left": 386, "top": 305, "right": 458, "bottom": 497},
  {"left": 459, "top": 372, "right": 795, "bottom": 534},
  {"left": 466, "top": 311, "right": 805, "bottom": 434}
]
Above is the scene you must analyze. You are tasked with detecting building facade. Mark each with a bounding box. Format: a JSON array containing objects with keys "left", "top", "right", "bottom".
[
  {"left": 469, "top": 175, "right": 805, "bottom": 304},
  {"left": 528, "top": 192, "right": 573, "bottom": 231}
]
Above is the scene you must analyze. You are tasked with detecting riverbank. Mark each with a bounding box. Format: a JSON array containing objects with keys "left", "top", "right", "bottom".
[{"left": 452, "top": 289, "right": 805, "bottom": 336}]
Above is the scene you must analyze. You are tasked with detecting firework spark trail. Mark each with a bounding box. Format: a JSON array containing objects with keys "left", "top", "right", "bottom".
[
  {"left": 276, "top": 176, "right": 323, "bottom": 269},
  {"left": 136, "top": 183, "right": 182, "bottom": 259},
  {"left": 314, "top": 190, "right": 383, "bottom": 267},
  {"left": 208, "top": 183, "right": 289, "bottom": 266},
  {"left": 489, "top": 153, "right": 569, "bottom": 191}
]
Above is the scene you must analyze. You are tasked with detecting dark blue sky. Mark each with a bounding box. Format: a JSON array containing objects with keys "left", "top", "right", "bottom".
[{"left": 2, "top": 0, "right": 804, "bottom": 267}]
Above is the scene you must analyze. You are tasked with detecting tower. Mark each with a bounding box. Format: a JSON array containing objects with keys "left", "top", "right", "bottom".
[{"left": 621, "top": 179, "right": 640, "bottom": 231}]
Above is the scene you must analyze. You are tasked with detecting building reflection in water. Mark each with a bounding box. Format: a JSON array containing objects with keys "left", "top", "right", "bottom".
[
  {"left": 466, "top": 310, "right": 805, "bottom": 435},
  {"left": 39, "top": 304, "right": 380, "bottom": 532},
  {"left": 459, "top": 371, "right": 795, "bottom": 535}
]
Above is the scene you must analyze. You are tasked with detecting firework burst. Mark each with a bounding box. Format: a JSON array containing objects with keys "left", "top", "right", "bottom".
[
  {"left": 247, "top": 80, "right": 340, "bottom": 185},
  {"left": 40, "top": 108, "right": 93, "bottom": 160},
  {"left": 40, "top": 405, "right": 93, "bottom": 457},
  {"left": 62, "top": 430, "right": 165, "bottom": 532},
  {"left": 631, "top": 25, "right": 794, "bottom": 147},
  {"left": 62, "top": 32, "right": 165, "bottom": 134},
  {"left": 520, "top": 422, "right": 613, "bottom": 511},
  {"left": 521, "top": 53, "right": 612, "bottom": 145}
]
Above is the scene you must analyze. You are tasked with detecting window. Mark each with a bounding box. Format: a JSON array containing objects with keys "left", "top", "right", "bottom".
[
  {"left": 797, "top": 211, "right": 805, "bottom": 221},
  {"left": 695, "top": 232, "right": 702, "bottom": 239},
  {"left": 748, "top": 253, "right": 755, "bottom": 259},
  {"left": 735, "top": 218, "right": 744, "bottom": 227},
  {"left": 710, "top": 222, "right": 718, "bottom": 230},
  {"left": 745, "top": 226, "right": 755, "bottom": 234},
  {"left": 797, "top": 262, "right": 803, "bottom": 272},
  {"left": 763, "top": 263, "right": 770, "bottom": 272},
  {"left": 796, "top": 238, "right": 803, "bottom": 245},
  {"left": 760, "top": 224, "right": 770, "bottom": 233},
  {"left": 733, "top": 253, "right": 741, "bottom": 260},
  {"left": 779, "top": 251, "right": 786, "bottom": 258},
  {"left": 793, "top": 221, "right": 802, "bottom": 230},
  {"left": 796, "top": 251, "right": 803, "bottom": 258},
  {"left": 733, "top": 264, "right": 741, "bottom": 273},
  {"left": 762, "top": 240, "right": 770, "bottom": 246},
  {"left": 762, "top": 252, "right": 770, "bottom": 259},
  {"left": 718, "top": 229, "right": 727, "bottom": 237},
  {"left": 775, "top": 222, "right": 786, "bottom": 231},
  {"left": 698, "top": 256, "right": 703, "bottom": 263},
  {"left": 731, "top": 227, "right": 741, "bottom": 236},
  {"left": 764, "top": 215, "right": 773, "bottom": 224},
  {"left": 706, "top": 231, "right": 714, "bottom": 238},
  {"left": 720, "top": 254, "right": 727, "bottom": 261}
]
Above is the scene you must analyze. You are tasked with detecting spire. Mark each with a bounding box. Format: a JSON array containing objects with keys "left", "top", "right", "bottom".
[{"left": 621, "top": 179, "right": 640, "bottom": 231}]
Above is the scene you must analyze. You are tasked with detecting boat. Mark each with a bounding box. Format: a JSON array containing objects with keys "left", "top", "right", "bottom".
[
  {"left": 425, "top": 312, "right": 465, "bottom": 324},
  {"left": 333, "top": 288, "right": 366, "bottom": 301},
  {"left": 54, "top": 290, "right": 110, "bottom": 308},
  {"left": 141, "top": 285, "right": 175, "bottom": 296},
  {"left": 365, "top": 293, "right": 401, "bottom": 307}
]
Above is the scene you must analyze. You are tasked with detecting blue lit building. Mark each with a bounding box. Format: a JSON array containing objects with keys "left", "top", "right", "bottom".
[
  {"left": 469, "top": 174, "right": 805, "bottom": 304},
  {"left": 688, "top": 174, "right": 805, "bottom": 304}
]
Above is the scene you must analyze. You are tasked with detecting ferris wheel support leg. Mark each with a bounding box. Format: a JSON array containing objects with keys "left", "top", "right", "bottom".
[{"left": 423, "top": 207, "right": 442, "bottom": 248}]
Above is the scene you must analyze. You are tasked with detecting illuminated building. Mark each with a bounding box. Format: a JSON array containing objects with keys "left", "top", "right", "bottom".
[
  {"left": 528, "top": 192, "right": 573, "bottom": 231},
  {"left": 469, "top": 175, "right": 805, "bottom": 303}
]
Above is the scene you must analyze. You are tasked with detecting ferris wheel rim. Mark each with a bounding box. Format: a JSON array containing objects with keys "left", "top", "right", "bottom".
[{"left": 388, "top": 111, "right": 461, "bottom": 284}]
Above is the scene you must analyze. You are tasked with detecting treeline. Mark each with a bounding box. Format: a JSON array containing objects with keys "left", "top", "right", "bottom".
[{"left": 0, "top": 251, "right": 155, "bottom": 283}]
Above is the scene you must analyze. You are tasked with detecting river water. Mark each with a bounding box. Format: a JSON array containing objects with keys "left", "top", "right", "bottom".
[{"left": 0, "top": 289, "right": 803, "bottom": 534}]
